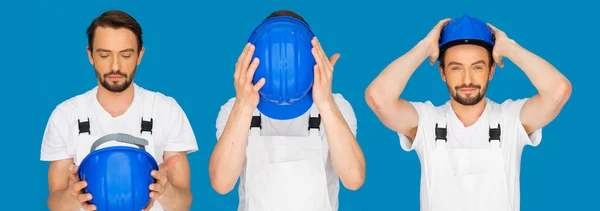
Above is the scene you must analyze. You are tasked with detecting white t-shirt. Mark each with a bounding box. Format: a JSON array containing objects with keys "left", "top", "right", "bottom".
[
  {"left": 215, "top": 93, "right": 357, "bottom": 211},
  {"left": 398, "top": 98, "right": 542, "bottom": 211},
  {"left": 40, "top": 83, "right": 198, "bottom": 163}
]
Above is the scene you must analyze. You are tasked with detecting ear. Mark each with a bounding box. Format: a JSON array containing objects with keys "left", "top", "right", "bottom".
[
  {"left": 488, "top": 63, "right": 496, "bottom": 81},
  {"left": 439, "top": 64, "right": 446, "bottom": 82},
  {"left": 87, "top": 46, "right": 94, "bottom": 65},
  {"left": 137, "top": 47, "right": 145, "bottom": 65}
]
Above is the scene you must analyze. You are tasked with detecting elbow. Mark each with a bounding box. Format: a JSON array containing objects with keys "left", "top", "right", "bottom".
[
  {"left": 340, "top": 170, "right": 366, "bottom": 191},
  {"left": 365, "top": 86, "right": 386, "bottom": 112},
  {"left": 549, "top": 77, "right": 572, "bottom": 107},
  {"left": 210, "top": 176, "right": 235, "bottom": 195}
]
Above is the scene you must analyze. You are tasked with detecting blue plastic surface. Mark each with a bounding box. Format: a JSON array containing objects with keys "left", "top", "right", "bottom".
[
  {"left": 78, "top": 146, "right": 159, "bottom": 211},
  {"left": 439, "top": 14, "right": 495, "bottom": 50},
  {"left": 248, "top": 16, "right": 316, "bottom": 120}
]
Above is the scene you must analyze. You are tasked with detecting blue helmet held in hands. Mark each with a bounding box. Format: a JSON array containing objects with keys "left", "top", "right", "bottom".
[
  {"left": 78, "top": 135, "right": 158, "bottom": 211},
  {"left": 439, "top": 14, "right": 494, "bottom": 54},
  {"left": 247, "top": 16, "right": 316, "bottom": 120}
]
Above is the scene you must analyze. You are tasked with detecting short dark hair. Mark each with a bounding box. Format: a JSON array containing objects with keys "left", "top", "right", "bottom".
[
  {"left": 264, "top": 10, "right": 309, "bottom": 27},
  {"left": 439, "top": 43, "right": 494, "bottom": 70},
  {"left": 86, "top": 10, "right": 143, "bottom": 53}
]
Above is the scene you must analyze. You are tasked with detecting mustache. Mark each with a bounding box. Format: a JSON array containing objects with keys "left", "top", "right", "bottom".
[
  {"left": 455, "top": 84, "right": 481, "bottom": 89},
  {"left": 103, "top": 71, "right": 127, "bottom": 78}
]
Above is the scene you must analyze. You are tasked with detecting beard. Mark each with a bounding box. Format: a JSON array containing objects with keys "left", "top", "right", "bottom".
[
  {"left": 95, "top": 67, "right": 136, "bottom": 93},
  {"left": 447, "top": 82, "right": 488, "bottom": 106}
]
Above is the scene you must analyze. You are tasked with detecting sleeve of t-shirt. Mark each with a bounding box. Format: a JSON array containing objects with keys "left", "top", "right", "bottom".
[
  {"left": 501, "top": 98, "right": 543, "bottom": 147},
  {"left": 163, "top": 97, "right": 199, "bottom": 154},
  {"left": 216, "top": 98, "right": 237, "bottom": 140},
  {"left": 40, "top": 104, "right": 75, "bottom": 161},
  {"left": 398, "top": 101, "right": 436, "bottom": 152},
  {"left": 331, "top": 94, "right": 358, "bottom": 137}
]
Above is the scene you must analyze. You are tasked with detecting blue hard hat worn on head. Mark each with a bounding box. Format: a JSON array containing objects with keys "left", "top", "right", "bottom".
[
  {"left": 439, "top": 14, "right": 494, "bottom": 53},
  {"left": 247, "top": 16, "right": 316, "bottom": 120},
  {"left": 78, "top": 134, "right": 158, "bottom": 211}
]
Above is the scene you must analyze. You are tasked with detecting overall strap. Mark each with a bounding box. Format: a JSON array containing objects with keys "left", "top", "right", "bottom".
[
  {"left": 248, "top": 105, "right": 322, "bottom": 137},
  {"left": 488, "top": 105, "right": 502, "bottom": 149},
  {"left": 141, "top": 92, "right": 156, "bottom": 137},
  {"left": 249, "top": 109, "right": 261, "bottom": 137},
  {"left": 434, "top": 106, "right": 447, "bottom": 149},
  {"left": 308, "top": 105, "right": 321, "bottom": 137},
  {"left": 75, "top": 95, "right": 91, "bottom": 135}
]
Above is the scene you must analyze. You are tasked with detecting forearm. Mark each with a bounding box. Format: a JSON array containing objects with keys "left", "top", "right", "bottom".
[
  {"left": 48, "top": 190, "right": 79, "bottom": 211},
  {"left": 158, "top": 184, "right": 192, "bottom": 211},
  {"left": 366, "top": 40, "right": 431, "bottom": 105},
  {"left": 503, "top": 41, "right": 570, "bottom": 100},
  {"left": 318, "top": 101, "right": 365, "bottom": 190},
  {"left": 208, "top": 102, "right": 253, "bottom": 194}
]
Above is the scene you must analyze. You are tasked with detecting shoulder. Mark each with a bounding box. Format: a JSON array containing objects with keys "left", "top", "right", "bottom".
[
  {"left": 486, "top": 98, "right": 530, "bottom": 117},
  {"left": 331, "top": 93, "right": 354, "bottom": 110},
  {"left": 50, "top": 88, "right": 97, "bottom": 121},
  {"left": 138, "top": 86, "right": 184, "bottom": 113}
]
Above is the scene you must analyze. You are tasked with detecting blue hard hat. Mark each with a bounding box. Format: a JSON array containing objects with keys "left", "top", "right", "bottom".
[
  {"left": 78, "top": 144, "right": 158, "bottom": 211},
  {"left": 439, "top": 14, "right": 494, "bottom": 52},
  {"left": 248, "top": 16, "right": 316, "bottom": 120}
]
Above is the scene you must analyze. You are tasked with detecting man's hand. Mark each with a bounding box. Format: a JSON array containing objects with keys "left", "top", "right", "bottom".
[
  {"left": 143, "top": 155, "right": 181, "bottom": 211},
  {"left": 234, "top": 43, "right": 266, "bottom": 110},
  {"left": 311, "top": 37, "right": 341, "bottom": 109},
  {"left": 68, "top": 165, "right": 97, "bottom": 211},
  {"left": 424, "top": 18, "right": 451, "bottom": 65},
  {"left": 487, "top": 23, "right": 518, "bottom": 68}
]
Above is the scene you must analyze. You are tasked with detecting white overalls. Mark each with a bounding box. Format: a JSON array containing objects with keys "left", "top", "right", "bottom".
[{"left": 238, "top": 105, "right": 333, "bottom": 211}]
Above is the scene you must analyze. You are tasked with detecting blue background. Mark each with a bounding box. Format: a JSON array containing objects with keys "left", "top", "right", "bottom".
[{"left": 0, "top": 0, "right": 597, "bottom": 210}]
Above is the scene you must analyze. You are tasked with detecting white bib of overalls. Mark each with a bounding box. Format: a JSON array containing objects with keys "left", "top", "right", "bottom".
[
  {"left": 238, "top": 105, "right": 332, "bottom": 211},
  {"left": 428, "top": 107, "right": 511, "bottom": 211},
  {"left": 72, "top": 92, "right": 164, "bottom": 211}
]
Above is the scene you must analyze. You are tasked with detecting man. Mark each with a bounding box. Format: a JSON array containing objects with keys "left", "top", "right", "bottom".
[
  {"left": 365, "top": 14, "right": 571, "bottom": 211},
  {"left": 208, "top": 10, "right": 366, "bottom": 211},
  {"left": 40, "top": 10, "right": 198, "bottom": 211}
]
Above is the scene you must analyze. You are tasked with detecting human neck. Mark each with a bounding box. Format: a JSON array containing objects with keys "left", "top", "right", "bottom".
[
  {"left": 96, "top": 83, "right": 135, "bottom": 117},
  {"left": 449, "top": 97, "right": 487, "bottom": 127}
]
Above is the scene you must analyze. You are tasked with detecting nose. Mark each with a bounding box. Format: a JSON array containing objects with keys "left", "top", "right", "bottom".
[
  {"left": 462, "top": 69, "right": 473, "bottom": 85},
  {"left": 111, "top": 56, "right": 120, "bottom": 72}
]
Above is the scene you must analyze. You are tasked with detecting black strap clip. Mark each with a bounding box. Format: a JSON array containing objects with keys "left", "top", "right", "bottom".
[
  {"left": 435, "top": 123, "right": 447, "bottom": 142},
  {"left": 308, "top": 114, "right": 321, "bottom": 130},
  {"left": 489, "top": 124, "right": 501, "bottom": 142},
  {"left": 141, "top": 118, "right": 153, "bottom": 134},
  {"left": 250, "top": 115, "right": 261, "bottom": 129},
  {"left": 78, "top": 118, "right": 91, "bottom": 135}
]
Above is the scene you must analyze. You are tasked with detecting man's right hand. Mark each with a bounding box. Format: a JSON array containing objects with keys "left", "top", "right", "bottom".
[
  {"left": 423, "top": 18, "right": 451, "bottom": 65},
  {"left": 233, "top": 43, "right": 266, "bottom": 110},
  {"left": 68, "top": 165, "right": 97, "bottom": 211}
]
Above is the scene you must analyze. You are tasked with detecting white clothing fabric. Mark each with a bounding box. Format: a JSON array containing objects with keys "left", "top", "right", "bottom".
[
  {"left": 398, "top": 98, "right": 542, "bottom": 211},
  {"left": 215, "top": 94, "right": 358, "bottom": 211},
  {"left": 40, "top": 83, "right": 198, "bottom": 211}
]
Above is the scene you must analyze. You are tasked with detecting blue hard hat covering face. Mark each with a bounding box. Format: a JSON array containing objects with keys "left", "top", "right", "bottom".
[
  {"left": 439, "top": 14, "right": 495, "bottom": 53},
  {"left": 78, "top": 143, "right": 158, "bottom": 211},
  {"left": 247, "top": 16, "right": 316, "bottom": 120}
]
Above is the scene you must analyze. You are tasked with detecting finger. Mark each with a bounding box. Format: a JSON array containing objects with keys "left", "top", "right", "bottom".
[
  {"left": 433, "top": 18, "right": 451, "bottom": 31},
  {"left": 151, "top": 170, "right": 166, "bottom": 182},
  {"left": 245, "top": 57, "right": 260, "bottom": 82},
  {"left": 430, "top": 49, "right": 439, "bottom": 65},
  {"left": 253, "top": 78, "right": 266, "bottom": 92},
  {"left": 312, "top": 48, "right": 327, "bottom": 81},
  {"left": 329, "top": 53, "right": 341, "bottom": 67},
  {"left": 314, "top": 37, "right": 333, "bottom": 71},
  {"left": 236, "top": 43, "right": 250, "bottom": 70},
  {"left": 70, "top": 181, "right": 87, "bottom": 195},
  {"left": 313, "top": 65, "right": 321, "bottom": 84},
  {"left": 69, "top": 165, "right": 80, "bottom": 182},
  {"left": 158, "top": 154, "right": 180, "bottom": 171},
  {"left": 144, "top": 200, "right": 156, "bottom": 211},
  {"left": 240, "top": 44, "right": 255, "bottom": 84},
  {"left": 149, "top": 183, "right": 162, "bottom": 192},
  {"left": 150, "top": 191, "right": 161, "bottom": 200},
  {"left": 82, "top": 202, "right": 96, "bottom": 211},
  {"left": 77, "top": 193, "right": 93, "bottom": 203}
]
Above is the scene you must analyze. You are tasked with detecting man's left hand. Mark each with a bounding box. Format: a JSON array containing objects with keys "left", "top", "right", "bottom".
[
  {"left": 143, "top": 155, "right": 181, "bottom": 211},
  {"left": 311, "top": 37, "right": 341, "bottom": 109},
  {"left": 487, "top": 23, "right": 518, "bottom": 68}
]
